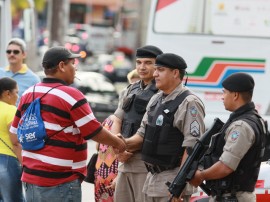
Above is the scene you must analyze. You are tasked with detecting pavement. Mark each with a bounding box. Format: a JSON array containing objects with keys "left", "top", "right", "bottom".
[{"left": 82, "top": 140, "right": 96, "bottom": 202}]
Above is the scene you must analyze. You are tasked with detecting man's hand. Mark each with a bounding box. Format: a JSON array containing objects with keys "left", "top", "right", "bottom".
[
  {"left": 116, "top": 133, "right": 126, "bottom": 142},
  {"left": 189, "top": 170, "right": 204, "bottom": 187},
  {"left": 113, "top": 134, "right": 126, "bottom": 154},
  {"left": 116, "top": 150, "right": 133, "bottom": 162},
  {"left": 106, "top": 178, "right": 117, "bottom": 190},
  {"left": 171, "top": 197, "right": 183, "bottom": 202}
]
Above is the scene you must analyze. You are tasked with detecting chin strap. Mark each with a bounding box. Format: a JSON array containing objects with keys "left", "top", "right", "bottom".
[{"left": 184, "top": 71, "right": 188, "bottom": 86}]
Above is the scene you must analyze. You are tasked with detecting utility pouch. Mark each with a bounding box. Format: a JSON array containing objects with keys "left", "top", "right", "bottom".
[
  {"left": 122, "top": 93, "right": 135, "bottom": 112},
  {"left": 121, "top": 121, "right": 133, "bottom": 138},
  {"left": 134, "top": 97, "right": 148, "bottom": 114}
]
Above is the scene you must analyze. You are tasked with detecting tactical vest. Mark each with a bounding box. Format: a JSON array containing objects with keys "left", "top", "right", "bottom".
[
  {"left": 141, "top": 90, "right": 193, "bottom": 167},
  {"left": 204, "top": 103, "right": 266, "bottom": 195},
  {"left": 121, "top": 80, "right": 158, "bottom": 138}
]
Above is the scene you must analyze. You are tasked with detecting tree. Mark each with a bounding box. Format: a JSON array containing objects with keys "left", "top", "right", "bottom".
[{"left": 47, "top": 0, "right": 70, "bottom": 47}]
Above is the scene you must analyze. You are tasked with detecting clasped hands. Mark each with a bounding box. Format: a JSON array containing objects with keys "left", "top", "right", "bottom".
[{"left": 114, "top": 133, "right": 133, "bottom": 162}]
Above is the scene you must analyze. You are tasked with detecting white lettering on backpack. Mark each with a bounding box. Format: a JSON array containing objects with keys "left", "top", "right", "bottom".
[{"left": 25, "top": 132, "right": 36, "bottom": 141}]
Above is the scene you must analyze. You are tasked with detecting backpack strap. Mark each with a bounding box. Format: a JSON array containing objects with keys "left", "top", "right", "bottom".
[
  {"left": 0, "top": 137, "right": 16, "bottom": 155},
  {"left": 32, "top": 84, "right": 63, "bottom": 101},
  {"left": 40, "top": 84, "right": 63, "bottom": 100},
  {"left": 45, "top": 125, "right": 70, "bottom": 141},
  {"left": 32, "top": 84, "right": 68, "bottom": 141}
]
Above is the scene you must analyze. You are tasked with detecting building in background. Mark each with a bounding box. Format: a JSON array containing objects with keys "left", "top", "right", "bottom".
[{"left": 69, "top": 0, "right": 148, "bottom": 58}]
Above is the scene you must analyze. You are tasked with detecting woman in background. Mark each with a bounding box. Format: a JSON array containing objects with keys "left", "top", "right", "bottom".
[
  {"left": 94, "top": 115, "right": 118, "bottom": 202},
  {"left": 94, "top": 69, "right": 140, "bottom": 202},
  {"left": 0, "top": 77, "right": 24, "bottom": 202}
]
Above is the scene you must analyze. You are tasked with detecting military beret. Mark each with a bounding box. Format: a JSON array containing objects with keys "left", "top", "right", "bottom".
[
  {"left": 222, "top": 72, "right": 255, "bottom": 92},
  {"left": 136, "top": 45, "right": 163, "bottom": 58},
  {"left": 155, "top": 53, "right": 187, "bottom": 70}
]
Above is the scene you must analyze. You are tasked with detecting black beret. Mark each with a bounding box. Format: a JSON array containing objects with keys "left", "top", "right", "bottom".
[
  {"left": 222, "top": 72, "right": 254, "bottom": 92},
  {"left": 42, "top": 46, "right": 81, "bottom": 69},
  {"left": 136, "top": 45, "right": 163, "bottom": 58},
  {"left": 155, "top": 53, "right": 187, "bottom": 70}
]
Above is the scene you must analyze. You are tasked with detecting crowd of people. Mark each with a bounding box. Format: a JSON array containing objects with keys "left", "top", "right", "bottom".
[{"left": 0, "top": 37, "right": 267, "bottom": 202}]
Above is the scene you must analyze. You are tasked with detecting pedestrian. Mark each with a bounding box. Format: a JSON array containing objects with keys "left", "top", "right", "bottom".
[
  {"left": 127, "top": 69, "right": 140, "bottom": 84},
  {"left": 189, "top": 72, "right": 267, "bottom": 202},
  {"left": 94, "top": 115, "right": 118, "bottom": 202},
  {"left": 0, "top": 77, "right": 24, "bottom": 202},
  {"left": 112, "top": 45, "right": 163, "bottom": 202},
  {"left": 9, "top": 46, "right": 126, "bottom": 202},
  {"left": 94, "top": 67, "right": 140, "bottom": 202},
  {"left": 124, "top": 53, "right": 205, "bottom": 202},
  {"left": 1, "top": 38, "right": 40, "bottom": 103}
]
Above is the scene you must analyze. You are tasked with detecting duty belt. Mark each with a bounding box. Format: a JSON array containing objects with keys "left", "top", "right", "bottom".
[{"left": 144, "top": 162, "right": 174, "bottom": 174}]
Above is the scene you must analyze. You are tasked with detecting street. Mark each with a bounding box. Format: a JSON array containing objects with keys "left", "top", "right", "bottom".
[{"left": 82, "top": 140, "right": 97, "bottom": 202}]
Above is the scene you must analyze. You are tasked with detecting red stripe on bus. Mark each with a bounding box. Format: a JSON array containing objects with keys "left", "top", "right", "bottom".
[
  {"left": 256, "top": 180, "right": 264, "bottom": 188},
  {"left": 156, "top": 0, "right": 178, "bottom": 11}
]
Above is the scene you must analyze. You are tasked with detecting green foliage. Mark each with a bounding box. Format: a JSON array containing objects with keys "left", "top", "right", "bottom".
[{"left": 11, "top": 0, "right": 46, "bottom": 15}]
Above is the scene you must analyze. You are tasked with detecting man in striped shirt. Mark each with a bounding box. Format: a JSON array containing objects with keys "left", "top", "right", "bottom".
[{"left": 10, "top": 46, "right": 126, "bottom": 202}]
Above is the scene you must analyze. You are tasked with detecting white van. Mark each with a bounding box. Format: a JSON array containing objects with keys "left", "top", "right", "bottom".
[{"left": 146, "top": 0, "right": 270, "bottom": 128}]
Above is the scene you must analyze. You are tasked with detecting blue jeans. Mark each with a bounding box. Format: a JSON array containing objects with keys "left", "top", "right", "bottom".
[
  {"left": 0, "top": 154, "right": 24, "bottom": 202},
  {"left": 23, "top": 179, "right": 82, "bottom": 202}
]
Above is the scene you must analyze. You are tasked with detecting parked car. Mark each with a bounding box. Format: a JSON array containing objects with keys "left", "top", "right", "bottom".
[
  {"left": 35, "top": 71, "right": 119, "bottom": 122},
  {"left": 70, "top": 23, "right": 115, "bottom": 54},
  {"left": 74, "top": 71, "right": 119, "bottom": 121},
  {"left": 82, "top": 52, "right": 133, "bottom": 83}
]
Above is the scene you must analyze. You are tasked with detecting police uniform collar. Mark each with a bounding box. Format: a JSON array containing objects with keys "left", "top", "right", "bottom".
[
  {"left": 42, "top": 77, "right": 68, "bottom": 85},
  {"left": 229, "top": 102, "right": 256, "bottom": 121},
  {"left": 140, "top": 79, "right": 156, "bottom": 90}
]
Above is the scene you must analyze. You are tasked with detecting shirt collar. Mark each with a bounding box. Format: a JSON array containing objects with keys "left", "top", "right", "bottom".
[
  {"left": 5, "top": 64, "right": 28, "bottom": 74},
  {"left": 42, "top": 77, "right": 68, "bottom": 85}
]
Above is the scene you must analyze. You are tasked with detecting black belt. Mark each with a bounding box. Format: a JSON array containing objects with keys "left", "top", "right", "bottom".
[{"left": 144, "top": 162, "right": 174, "bottom": 174}]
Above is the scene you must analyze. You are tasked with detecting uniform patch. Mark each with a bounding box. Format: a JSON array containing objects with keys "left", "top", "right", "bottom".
[
  {"left": 190, "top": 120, "right": 200, "bottom": 137},
  {"left": 190, "top": 106, "right": 198, "bottom": 117},
  {"left": 230, "top": 131, "right": 240, "bottom": 142},
  {"left": 156, "top": 115, "right": 164, "bottom": 126}
]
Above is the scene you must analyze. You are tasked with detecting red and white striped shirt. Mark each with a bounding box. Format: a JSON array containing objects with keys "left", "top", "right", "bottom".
[{"left": 10, "top": 78, "right": 102, "bottom": 186}]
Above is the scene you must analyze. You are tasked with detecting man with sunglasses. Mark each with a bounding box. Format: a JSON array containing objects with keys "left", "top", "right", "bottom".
[{"left": 0, "top": 38, "right": 40, "bottom": 103}]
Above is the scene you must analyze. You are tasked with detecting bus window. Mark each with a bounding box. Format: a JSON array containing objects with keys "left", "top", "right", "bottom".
[
  {"left": 154, "top": 0, "right": 204, "bottom": 34},
  {"left": 210, "top": 0, "right": 270, "bottom": 37}
]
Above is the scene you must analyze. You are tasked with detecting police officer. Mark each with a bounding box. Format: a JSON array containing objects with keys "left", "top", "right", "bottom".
[
  {"left": 124, "top": 53, "right": 205, "bottom": 202},
  {"left": 112, "top": 45, "right": 163, "bottom": 202},
  {"left": 190, "top": 72, "right": 267, "bottom": 202}
]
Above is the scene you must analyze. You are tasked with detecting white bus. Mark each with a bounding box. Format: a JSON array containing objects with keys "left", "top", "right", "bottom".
[
  {"left": 0, "top": 0, "right": 11, "bottom": 67},
  {"left": 147, "top": 0, "right": 270, "bottom": 127}
]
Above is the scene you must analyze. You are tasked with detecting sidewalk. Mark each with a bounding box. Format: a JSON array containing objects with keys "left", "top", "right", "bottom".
[
  {"left": 82, "top": 140, "right": 96, "bottom": 202},
  {"left": 82, "top": 181, "right": 95, "bottom": 202}
]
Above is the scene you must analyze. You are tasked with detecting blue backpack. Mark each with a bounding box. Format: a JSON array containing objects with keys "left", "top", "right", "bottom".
[{"left": 17, "top": 85, "right": 64, "bottom": 151}]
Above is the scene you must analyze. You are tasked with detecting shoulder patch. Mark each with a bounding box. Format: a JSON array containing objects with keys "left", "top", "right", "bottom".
[
  {"left": 190, "top": 106, "right": 198, "bottom": 117},
  {"left": 190, "top": 120, "right": 200, "bottom": 137},
  {"left": 230, "top": 130, "right": 240, "bottom": 142}
]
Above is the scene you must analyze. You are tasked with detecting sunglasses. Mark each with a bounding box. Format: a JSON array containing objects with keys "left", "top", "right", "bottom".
[{"left": 6, "top": 50, "right": 21, "bottom": 55}]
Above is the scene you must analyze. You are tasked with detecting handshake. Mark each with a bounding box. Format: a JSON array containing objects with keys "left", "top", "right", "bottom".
[
  {"left": 112, "top": 133, "right": 127, "bottom": 154},
  {"left": 113, "top": 133, "right": 137, "bottom": 162}
]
